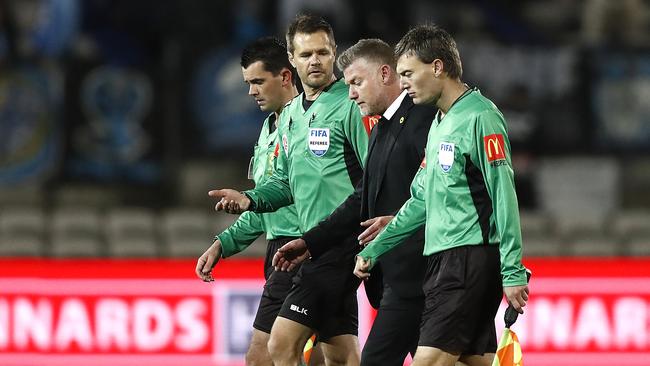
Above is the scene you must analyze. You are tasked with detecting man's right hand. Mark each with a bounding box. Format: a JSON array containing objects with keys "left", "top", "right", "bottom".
[
  {"left": 353, "top": 255, "right": 372, "bottom": 280},
  {"left": 358, "top": 215, "right": 393, "bottom": 246},
  {"left": 272, "top": 238, "right": 310, "bottom": 272},
  {"left": 208, "top": 189, "right": 251, "bottom": 214},
  {"left": 195, "top": 239, "right": 222, "bottom": 282}
]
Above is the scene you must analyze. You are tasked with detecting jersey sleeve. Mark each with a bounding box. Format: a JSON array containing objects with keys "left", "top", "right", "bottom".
[
  {"left": 215, "top": 211, "right": 265, "bottom": 258},
  {"left": 245, "top": 116, "right": 294, "bottom": 212},
  {"left": 342, "top": 102, "right": 369, "bottom": 168},
  {"left": 302, "top": 179, "right": 362, "bottom": 259},
  {"left": 358, "top": 164, "right": 427, "bottom": 266},
  {"left": 473, "top": 110, "right": 527, "bottom": 287}
]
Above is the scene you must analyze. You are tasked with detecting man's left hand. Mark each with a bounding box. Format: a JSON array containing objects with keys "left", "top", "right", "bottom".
[{"left": 504, "top": 284, "right": 529, "bottom": 314}]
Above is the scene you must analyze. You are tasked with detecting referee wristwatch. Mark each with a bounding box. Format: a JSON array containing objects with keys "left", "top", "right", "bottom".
[{"left": 242, "top": 192, "right": 256, "bottom": 211}]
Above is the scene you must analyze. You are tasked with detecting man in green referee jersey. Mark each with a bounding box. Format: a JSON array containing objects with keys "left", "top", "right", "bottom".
[
  {"left": 354, "top": 25, "right": 530, "bottom": 366},
  {"left": 210, "top": 15, "right": 369, "bottom": 366},
  {"left": 195, "top": 37, "right": 306, "bottom": 366}
]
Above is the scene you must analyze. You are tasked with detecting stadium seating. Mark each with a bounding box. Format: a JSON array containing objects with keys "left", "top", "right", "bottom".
[
  {"left": 0, "top": 206, "right": 45, "bottom": 256},
  {"left": 51, "top": 207, "right": 104, "bottom": 257},
  {"left": 0, "top": 202, "right": 647, "bottom": 258},
  {"left": 106, "top": 208, "right": 158, "bottom": 257}
]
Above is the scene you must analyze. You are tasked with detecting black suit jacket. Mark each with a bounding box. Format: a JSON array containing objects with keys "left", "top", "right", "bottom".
[{"left": 302, "top": 95, "right": 437, "bottom": 308}]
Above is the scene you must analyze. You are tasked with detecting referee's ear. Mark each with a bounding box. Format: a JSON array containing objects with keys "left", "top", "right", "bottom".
[
  {"left": 280, "top": 68, "right": 292, "bottom": 87},
  {"left": 287, "top": 51, "right": 296, "bottom": 68}
]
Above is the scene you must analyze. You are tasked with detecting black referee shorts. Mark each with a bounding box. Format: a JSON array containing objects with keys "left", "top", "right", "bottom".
[
  {"left": 277, "top": 255, "right": 361, "bottom": 341},
  {"left": 252, "top": 237, "right": 302, "bottom": 334},
  {"left": 418, "top": 244, "right": 502, "bottom": 355}
]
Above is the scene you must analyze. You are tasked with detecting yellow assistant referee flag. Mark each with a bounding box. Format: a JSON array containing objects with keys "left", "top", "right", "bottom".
[
  {"left": 493, "top": 328, "right": 523, "bottom": 366},
  {"left": 493, "top": 269, "right": 531, "bottom": 366},
  {"left": 303, "top": 334, "right": 317, "bottom": 364}
]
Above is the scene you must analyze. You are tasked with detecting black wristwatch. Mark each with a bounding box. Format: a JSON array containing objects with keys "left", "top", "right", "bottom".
[{"left": 243, "top": 192, "right": 256, "bottom": 211}]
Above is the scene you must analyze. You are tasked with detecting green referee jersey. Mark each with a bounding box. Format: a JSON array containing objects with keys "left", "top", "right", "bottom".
[
  {"left": 216, "top": 113, "right": 301, "bottom": 258},
  {"left": 359, "top": 88, "right": 527, "bottom": 287},
  {"left": 245, "top": 79, "right": 368, "bottom": 233}
]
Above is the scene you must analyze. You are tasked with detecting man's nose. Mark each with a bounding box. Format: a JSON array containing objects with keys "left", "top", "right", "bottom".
[
  {"left": 310, "top": 54, "right": 321, "bottom": 65},
  {"left": 348, "top": 87, "right": 357, "bottom": 100}
]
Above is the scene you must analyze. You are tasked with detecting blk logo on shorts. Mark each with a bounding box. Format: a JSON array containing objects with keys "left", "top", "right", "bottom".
[{"left": 290, "top": 304, "right": 308, "bottom": 315}]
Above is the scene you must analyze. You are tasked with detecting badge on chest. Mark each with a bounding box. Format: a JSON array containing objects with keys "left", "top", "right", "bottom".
[
  {"left": 282, "top": 134, "right": 289, "bottom": 156},
  {"left": 308, "top": 128, "right": 330, "bottom": 157},
  {"left": 438, "top": 142, "right": 455, "bottom": 173}
]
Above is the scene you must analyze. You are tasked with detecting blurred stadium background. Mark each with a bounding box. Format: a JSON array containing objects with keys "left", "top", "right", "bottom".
[{"left": 0, "top": 0, "right": 649, "bottom": 365}]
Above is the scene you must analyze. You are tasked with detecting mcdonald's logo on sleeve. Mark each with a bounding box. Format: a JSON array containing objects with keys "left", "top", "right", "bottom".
[
  {"left": 362, "top": 115, "right": 381, "bottom": 136},
  {"left": 483, "top": 134, "right": 506, "bottom": 162}
]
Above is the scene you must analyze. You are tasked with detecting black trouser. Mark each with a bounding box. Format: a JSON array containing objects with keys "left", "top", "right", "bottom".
[{"left": 360, "top": 285, "right": 424, "bottom": 366}]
